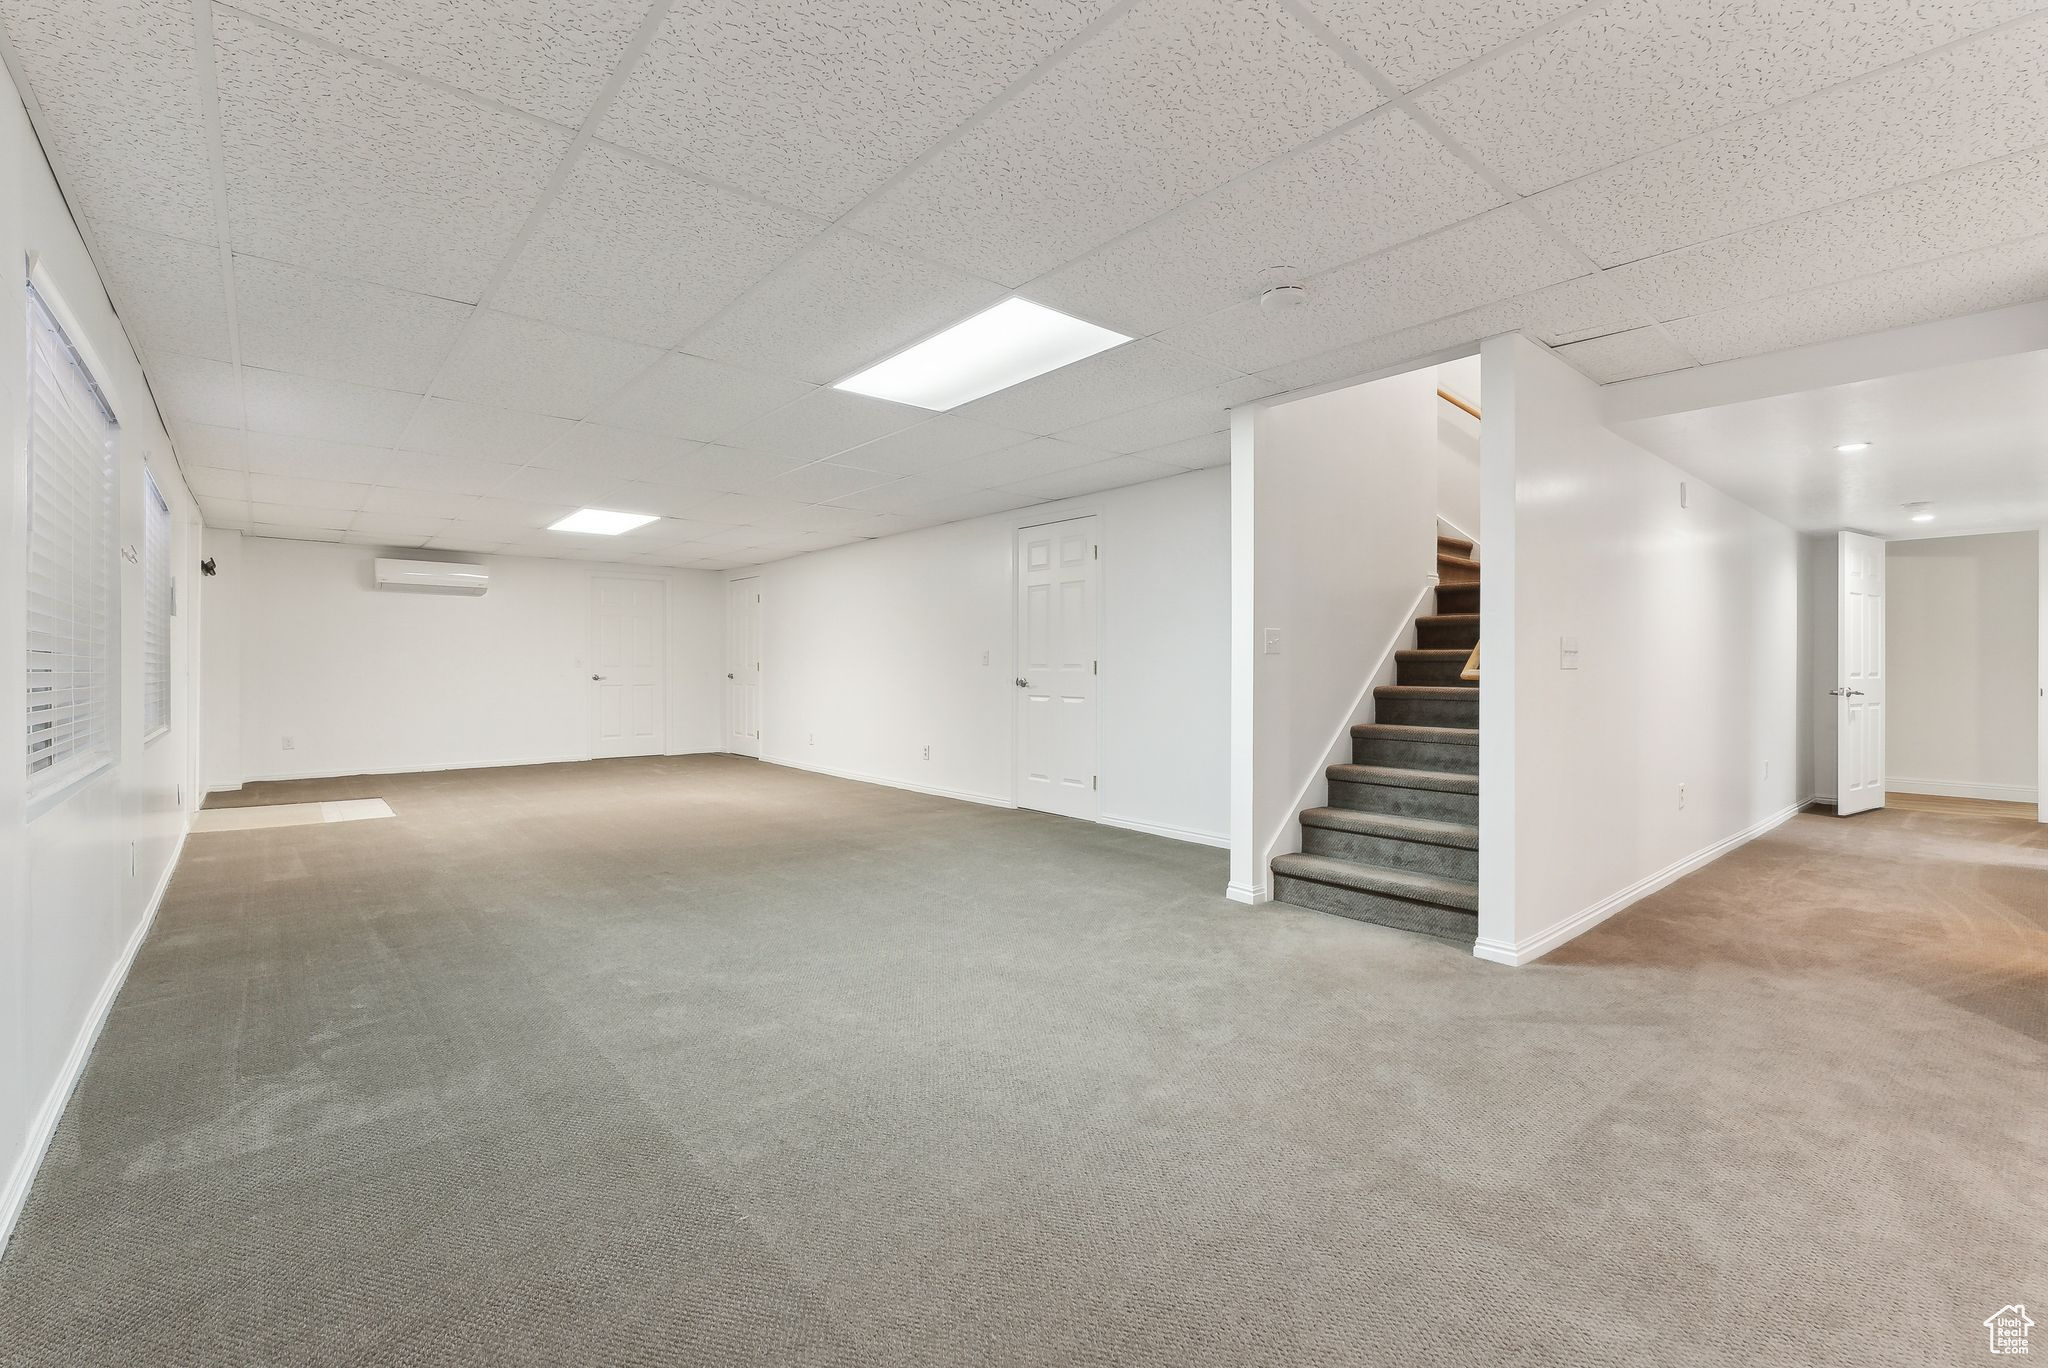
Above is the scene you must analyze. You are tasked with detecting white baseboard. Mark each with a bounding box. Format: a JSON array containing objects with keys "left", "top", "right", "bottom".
[
  {"left": 0, "top": 825, "right": 186, "bottom": 1258},
  {"left": 1225, "top": 881, "right": 1270, "bottom": 905},
  {"left": 1887, "top": 777, "right": 2039, "bottom": 803},
  {"left": 1098, "top": 813, "right": 1229, "bottom": 848},
  {"left": 760, "top": 755, "right": 1015, "bottom": 810},
  {"left": 1473, "top": 802, "right": 1802, "bottom": 967},
  {"left": 241, "top": 752, "right": 589, "bottom": 784}
]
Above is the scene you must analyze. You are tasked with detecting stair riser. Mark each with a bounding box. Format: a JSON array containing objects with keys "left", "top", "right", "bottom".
[
  {"left": 1417, "top": 619, "right": 1481, "bottom": 650},
  {"left": 1302, "top": 826, "right": 1478, "bottom": 881},
  {"left": 1434, "top": 584, "right": 1479, "bottom": 615},
  {"left": 1273, "top": 876, "right": 1478, "bottom": 946},
  {"left": 1436, "top": 537, "right": 1473, "bottom": 559},
  {"left": 1353, "top": 736, "right": 1479, "bottom": 774},
  {"left": 1328, "top": 779, "right": 1478, "bottom": 823},
  {"left": 1375, "top": 695, "right": 1479, "bottom": 728},
  {"left": 1436, "top": 562, "right": 1480, "bottom": 585},
  {"left": 1396, "top": 656, "right": 1477, "bottom": 688}
]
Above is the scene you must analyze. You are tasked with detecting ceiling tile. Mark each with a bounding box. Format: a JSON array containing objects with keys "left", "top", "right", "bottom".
[
  {"left": 760, "top": 461, "right": 898, "bottom": 503},
  {"left": 397, "top": 398, "right": 578, "bottom": 462},
  {"left": 1415, "top": 0, "right": 2035, "bottom": 196},
  {"left": 953, "top": 340, "right": 1245, "bottom": 434},
  {"left": 598, "top": 0, "right": 1118, "bottom": 218},
  {"left": 641, "top": 445, "right": 812, "bottom": 494},
  {"left": 592, "top": 352, "right": 815, "bottom": 443},
  {"left": 1028, "top": 111, "right": 1503, "bottom": 335},
  {"left": 1535, "top": 20, "right": 2048, "bottom": 267},
  {"left": 686, "top": 230, "right": 1009, "bottom": 384},
  {"left": 340, "top": 530, "right": 431, "bottom": 549},
  {"left": 1001, "top": 454, "right": 1182, "bottom": 500},
  {"left": 750, "top": 503, "right": 894, "bottom": 535},
  {"left": 936, "top": 436, "right": 1106, "bottom": 488},
  {"left": 1055, "top": 390, "right": 1234, "bottom": 454},
  {"left": 832, "top": 415, "right": 1036, "bottom": 476},
  {"left": 493, "top": 465, "right": 614, "bottom": 506},
  {"left": 249, "top": 500, "right": 353, "bottom": 529},
  {"left": 361, "top": 486, "right": 483, "bottom": 519},
  {"left": 433, "top": 312, "right": 665, "bottom": 419},
  {"left": 225, "top": 0, "right": 648, "bottom": 124},
  {"left": 1551, "top": 328, "right": 1697, "bottom": 384},
  {"left": 1603, "top": 146, "right": 2048, "bottom": 324},
  {"left": 179, "top": 465, "right": 249, "bottom": 500},
  {"left": 242, "top": 367, "right": 420, "bottom": 444},
  {"left": 424, "top": 528, "right": 517, "bottom": 553},
  {"left": 583, "top": 481, "right": 725, "bottom": 520},
  {"left": 246, "top": 472, "right": 372, "bottom": 508},
  {"left": 249, "top": 522, "right": 345, "bottom": 542},
  {"left": 87, "top": 222, "right": 232, "bottom": 362},
  {"left": 194, "top": 495, "right": 252, "bottom": 529},
  {"left": 213, "top": 11, "right": 570, "bottom": 300},
  {"left": 828, "top": 475, "right": 962, "bottom": 515},
  {"left": 1158, "top": 207, "right": 1587, "bottom": 374},
  {"left": 147, "top": 352, "right": 245, "bottom": 428},
  {"left": 240, "top": 431, "right": 393, "bottom": 482},
  {"left": 233, "top": 255, "right": 472, "bottom": 391},
  {"left": 717, "top": 387, "right": 927, "bottom": 461},
  {"left": 348, "top": 511, "right": 451, "bottom": 539},
  {"left": 1663, "top": 231, "right": 2048, "bottom": 366},
  {"left": 686, "top": 492, "right": 815, "bottom": 526},
  {"left": 167, "top": 420, "right": 248, "bottom": 469},
  {"left": 1258, "top": 273, "right": 1634, "bottom": 392},
  {"left": 467, "top": 496, "right": 574, "bottom": 528},
  {"left": 1132, "top": 430, "right": 1230, "bottom": 469},
  {"left": 495, "top": 142, "right": 822, "bottom": 348},
  {"left": 375, "top": 452, "right": 520, "bottom": 495},
  {"left": 0, "top": 0, "right": 216, "bottom": 240},
  {"left": 1298, "top": 0, "right": 1584, "bottom": 91},
  {"left": 524, "top": 422, "right": 696, "bottom": 478},
  {"left": 847, "top": 0, "right": 1384, "bottom": 284}
]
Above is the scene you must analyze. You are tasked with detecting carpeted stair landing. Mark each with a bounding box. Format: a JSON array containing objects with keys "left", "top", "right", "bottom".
[{"left": 1273, "top": 534, "right": 1480, "bottom": 945}]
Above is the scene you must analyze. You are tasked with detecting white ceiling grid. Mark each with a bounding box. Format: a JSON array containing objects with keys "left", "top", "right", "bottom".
[{"left": 0, "top": 0, "right": 2042, "bottom": 567}]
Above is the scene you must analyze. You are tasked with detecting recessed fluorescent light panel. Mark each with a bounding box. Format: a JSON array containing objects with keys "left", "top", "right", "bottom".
[
  {"left": 1834, "top": 441, "right": 1871, "bottom": 453},
  {"left": 549, "top": 508, "right": 658, "bottom": 535},
  {"left": 834, "top": 298, "right": 1131, "bottom": 411}
]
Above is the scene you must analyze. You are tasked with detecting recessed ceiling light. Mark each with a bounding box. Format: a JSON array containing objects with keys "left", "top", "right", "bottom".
[
  {"left": 1905, "top": 502, "right": 1935, "bottom": 523},
  {"left": 548, "top": 508, "right": 658, "bottom": 535},
  {"left": 833, "top": 297, "right": 1131, "bottom": 411},
  {"left": 1834, "top": 441, "right": 1871, "bottom": 453}
]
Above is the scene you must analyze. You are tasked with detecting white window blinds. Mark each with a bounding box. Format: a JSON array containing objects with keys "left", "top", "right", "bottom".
[
  {"left": 26, "top": 281, "right": 119, "bottom": 800},
  {"left": 143, "top": 467, "right": 171, "bottom": 739}
]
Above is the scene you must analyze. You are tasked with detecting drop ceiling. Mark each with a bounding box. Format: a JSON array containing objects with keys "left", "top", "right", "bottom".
[{"left": 1, "top": 0, "right": 2044, "bottom": 567}]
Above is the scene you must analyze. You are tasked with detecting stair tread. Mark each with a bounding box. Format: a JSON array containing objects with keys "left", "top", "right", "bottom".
[
  {"left": 1300, "top": 807, "right": 1478, "bottom": 848},
  {"left": 1375, "top": 684, "right": 1479, "bottom": 700},
  {"left": 1437, "top": 554, "right": 1481, "bottom": 572},
  {"left": 1353, "top": 722, "right": 1479, "bottom": 744},
  {"left": 1418, "top": 613, "right": 1481, "bottom": 625},
  {"left": 1271, "top": 853, "right": 1479, "bottom": 911},
  {"left": 1329, "top": 764, "right": 1479, "bottom": 793},
  {"left": 1398, "top": 648, "right": 1472, "bottom": 658}
]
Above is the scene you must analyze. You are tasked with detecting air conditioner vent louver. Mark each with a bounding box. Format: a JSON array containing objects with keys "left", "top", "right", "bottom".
[{"left": 374, "top": 558, "right": 489, "bottom": 595}]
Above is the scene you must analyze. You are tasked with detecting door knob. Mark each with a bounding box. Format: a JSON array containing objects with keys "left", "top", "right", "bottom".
[
  {"left": 726, "top": 672, "right": 735, "bottom": 679},
  {"left": 1015, "top": 677, "right": 1029, "bottom": 688},
  {"left": 1827, "top": 687, "right": 1864, "bottom": 697},
  {"left": 591, "top": 674, "right": 607, "bottom": 681}
]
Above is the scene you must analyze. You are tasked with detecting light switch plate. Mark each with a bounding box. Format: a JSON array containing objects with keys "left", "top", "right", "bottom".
[
  {"left": 1560, "top": 636, "right": 1580, "bottom": 670},
  {"left": 1263, "top": 629, "right": 1282, "bottom": 655}
]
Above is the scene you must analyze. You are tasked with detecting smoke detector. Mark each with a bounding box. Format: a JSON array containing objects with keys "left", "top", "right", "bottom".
[{"left": 1260, "top": 283, "right": 1307, "bottom": 313}]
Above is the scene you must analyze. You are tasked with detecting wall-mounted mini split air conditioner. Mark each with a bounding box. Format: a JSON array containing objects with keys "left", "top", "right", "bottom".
[{"left": 373, "top": 557, "right": 489, "bottom": 595}]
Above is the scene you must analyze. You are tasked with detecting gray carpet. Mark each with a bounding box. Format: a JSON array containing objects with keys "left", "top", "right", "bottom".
[{"left": 1, "top": 755, "right": 2042, "bottom": 1366}]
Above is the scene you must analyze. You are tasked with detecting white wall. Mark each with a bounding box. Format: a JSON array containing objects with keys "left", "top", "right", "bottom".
[
  {"left": 1230, "top": 367, "right": 1439, "bottom": 897},
  {"left": 224, "top": 538, "right": 723, "bottom": 784},
  {"left": 200, "top": 528, "right": 243, "bottom": 791},
  {"left": 1435, "top": 356, "right": 1482, "bottom": 544},
  {"left": 742, "top": 467, "right": 1230, "bottom": 846},
  {"left": 1886, "top": 531, "right": 2040, "bottom": 802},
  {"left": 1478, "top": 337, "right": 1801, "bottom": 964},
  {"left": 1, "top": 64, "right": 204, "bottom": 1249}
]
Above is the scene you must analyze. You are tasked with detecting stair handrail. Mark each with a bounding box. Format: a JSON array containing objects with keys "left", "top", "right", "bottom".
[
  {"left": 1436, "top": 388, "right": 1480, "bottom": 422},
  {"left": 1461, "top": 642, "right": 1480, "bottom": 682}
]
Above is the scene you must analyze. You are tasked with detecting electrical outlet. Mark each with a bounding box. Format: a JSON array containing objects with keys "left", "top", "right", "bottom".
[
  {"left": 922, "top": 744, "right": 931, "bottom": 761},
  {"left": 1677, "top": 783, "right": 1687, "bottom": 810},
  {"left": 129, "top": 842, "right": 136, "bottom": 877},
  {"left": 282, "top": 735, "right": 295, "bottom": 751},
  {"left": 1762, "top": 760, "right": 1770, "bottom": 780},
  {"left": 981, "top": 649, "right": 990, "bottom": 666},
  {"left": 809, "top": 732, "right": 815, "bottom": 746}
]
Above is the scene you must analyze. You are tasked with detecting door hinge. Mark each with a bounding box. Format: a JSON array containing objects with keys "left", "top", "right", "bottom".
[
  {"left": 1092, "top": 775, "right": 1097, "bottom": 790},
  {"left": 1092, "top": 660, "right": 1098, "bottom": 675},
  {"left": 1093, "top": 545, "right": 1098, "bottom": 559}
]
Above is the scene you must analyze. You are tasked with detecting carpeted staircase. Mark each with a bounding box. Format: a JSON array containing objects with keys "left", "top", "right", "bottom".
[{"left": 1271, "top": 533, "right": 1480, "bottom": 945}]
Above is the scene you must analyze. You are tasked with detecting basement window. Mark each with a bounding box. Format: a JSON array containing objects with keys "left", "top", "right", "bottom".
[{"left": 24, "top": 279, "right": 119, "bottom": 806}]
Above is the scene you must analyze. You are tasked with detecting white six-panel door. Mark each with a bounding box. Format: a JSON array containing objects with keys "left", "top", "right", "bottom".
[
  {"left": 1836, "top": 531, "right": 1887, "bottom": 816},
  {"left": 726, "top": 577, "right": 761, "bottom": 758},
  {"left": 590, "top": 576, "right": 665, "bottom": 759},
  {"left": 1014, "top": 516, "right": 1098, "bottom": 819}
]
